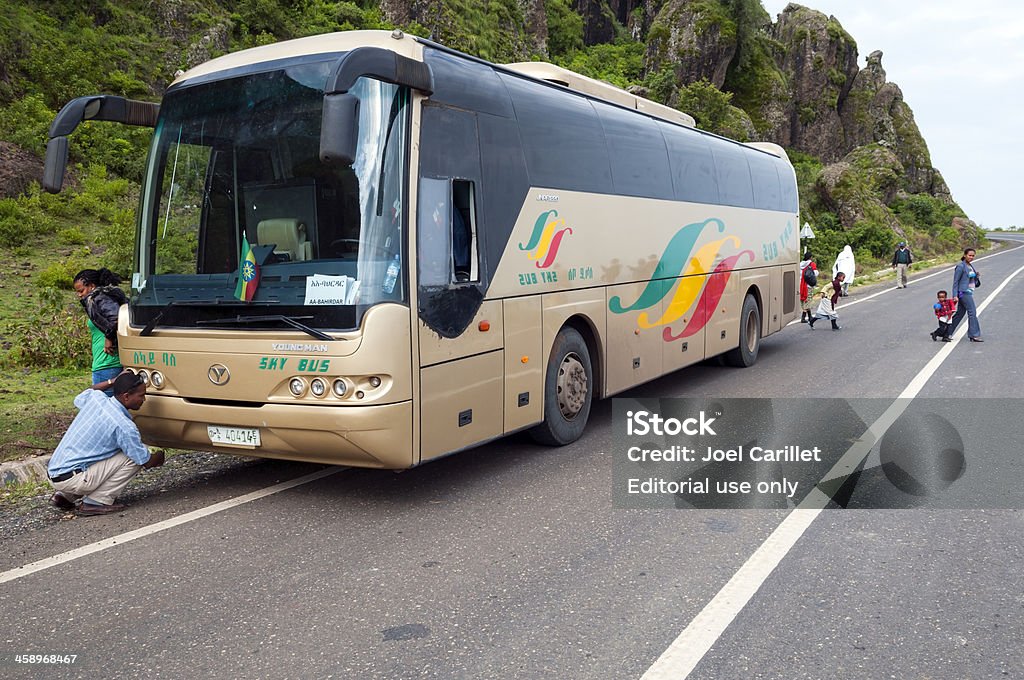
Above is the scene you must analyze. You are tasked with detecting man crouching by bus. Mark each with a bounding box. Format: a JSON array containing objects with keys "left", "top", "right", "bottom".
[{"left": 48, "top": 371, "right": 165, "bottom": 516}]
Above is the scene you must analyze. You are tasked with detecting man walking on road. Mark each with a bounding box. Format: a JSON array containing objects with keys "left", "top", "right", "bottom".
[
  {"left": 892, "top": 241, "right": 913, "bottom": 288},
  {"left": 48, "top": 371, "right": 165, "bottom": 516}
]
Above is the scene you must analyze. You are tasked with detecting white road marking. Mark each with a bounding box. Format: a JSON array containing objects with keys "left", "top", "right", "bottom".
[
  {"left": 0, "top": 466, "right": 341, "bottom": 585},
  {"left": 642, "top": 261, "right": 1024, "bottom": 679}
]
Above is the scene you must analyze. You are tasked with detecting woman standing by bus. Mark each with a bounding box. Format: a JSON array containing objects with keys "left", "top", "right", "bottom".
[{"left": 73, "top": 268, "right": 129, "bottom": 394}]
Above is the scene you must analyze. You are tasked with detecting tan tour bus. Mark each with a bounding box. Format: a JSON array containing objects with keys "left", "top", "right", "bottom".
[{"left": 43, "top": 30, "right": 800, "bottom": 469}]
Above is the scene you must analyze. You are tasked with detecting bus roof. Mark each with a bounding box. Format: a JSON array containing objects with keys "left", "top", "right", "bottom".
[
  {"left": 173, "top": 30, "right": 422, "bottom": 86},
  {"left": 171, "top": 30, "right": 785, "bottom": 161}
]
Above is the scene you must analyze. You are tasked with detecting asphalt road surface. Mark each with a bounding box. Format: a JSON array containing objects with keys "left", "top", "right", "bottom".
[{"left": 2, "top": 236, "right": 1021, "bottom": 679}]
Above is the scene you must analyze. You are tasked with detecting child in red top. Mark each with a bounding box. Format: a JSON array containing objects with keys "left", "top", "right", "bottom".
[{"left": 931, "top": 290, "right": 957, "bottom": 342}]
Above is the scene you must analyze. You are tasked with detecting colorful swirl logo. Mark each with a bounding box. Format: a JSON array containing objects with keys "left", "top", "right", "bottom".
[
  {"left": 519, "top": 210, "right": 573, "bottom": 269},
  {"left": 609, "top": 218, "right": 755, "bottom": 341}
]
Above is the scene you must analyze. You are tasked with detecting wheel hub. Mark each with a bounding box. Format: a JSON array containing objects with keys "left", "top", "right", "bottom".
[{"left": 556, "top": 352, "right": 587, "bottom": 420}]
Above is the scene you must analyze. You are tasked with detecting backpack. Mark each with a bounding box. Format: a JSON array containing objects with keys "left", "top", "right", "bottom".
[{"left": 802, "top": 265, "right": 817, "bottom": 287}]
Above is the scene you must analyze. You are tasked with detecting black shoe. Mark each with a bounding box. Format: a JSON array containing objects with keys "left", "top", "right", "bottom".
[
  {"left": 942, "top": 337, "right": 952, "bottom": 342},
  {"left": 930, "top": 332, "right": 937, "bottom": 342},
  {"left": 76, "top": 501, "right": 126, "bottom": 516},
  {"left": 969, "top": 337, "right": 984, "bottom": 342},
  {"left": 808, "top": 319, "right": 815, "bottom": 328},
  {"left": 51, "top": 492, "right": 76, "bottom": 511},
  {"left": 831, "top": 321, "right": 841, "bottom": 330}
]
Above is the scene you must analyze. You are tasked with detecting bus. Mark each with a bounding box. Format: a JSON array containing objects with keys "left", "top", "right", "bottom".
[{"left": 43, "top": 30, "right": 800, "bottom": 469}]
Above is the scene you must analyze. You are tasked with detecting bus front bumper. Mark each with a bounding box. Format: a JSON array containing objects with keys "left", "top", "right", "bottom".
[{"left": 135, "top": 395, "right": 415, "bottom": 469}]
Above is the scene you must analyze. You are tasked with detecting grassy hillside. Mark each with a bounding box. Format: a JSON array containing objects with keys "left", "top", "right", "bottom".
[{"left": 0, "top": 0, "right": 982, "bottom": 463}]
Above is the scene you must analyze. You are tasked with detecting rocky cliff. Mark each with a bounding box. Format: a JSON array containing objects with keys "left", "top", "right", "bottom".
[
  {"left": 0, "top": 0, "right": 978, "bottom": 251},
  {"left": 338, "top": 0, "right": 972, "bottom": 242}
]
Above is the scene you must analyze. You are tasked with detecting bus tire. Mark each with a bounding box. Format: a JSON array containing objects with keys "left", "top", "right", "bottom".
[
  {"left": 529, "top": 327, "right": 593, "bottom": 446},
  {"left": 724, "top": 294, "right": 761, "bottom": 368}
]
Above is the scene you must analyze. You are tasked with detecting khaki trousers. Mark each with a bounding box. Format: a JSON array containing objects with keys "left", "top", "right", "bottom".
[
  {"left": 896, "top": 263, "right": 909, "bottom": 287},
  {"left": 51, "top": 452, "right": 142, "bottom": 506}
]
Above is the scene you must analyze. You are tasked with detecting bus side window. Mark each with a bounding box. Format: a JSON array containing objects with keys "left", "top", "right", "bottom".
[
  {"left": 418, "top": 177, "right": 451, "bottom": 287},
  {"left": 452, "top": 179, "right": 477, "bottom": 283}
]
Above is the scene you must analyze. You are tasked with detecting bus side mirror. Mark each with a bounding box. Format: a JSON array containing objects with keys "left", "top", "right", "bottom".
[
  {"left": 319, "top": 93, "right": 359, "bottom": 166},
  {"left": 43, "top": 136, "right": 69, "bottom": 194}
]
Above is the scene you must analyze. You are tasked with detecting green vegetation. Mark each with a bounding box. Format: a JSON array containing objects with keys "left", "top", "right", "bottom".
[
  {"left": 0, "top": 0, "right": 987, "bottom": 468},
  {"left": 676, "top": 79, "right": 752, "bottom": 140},
  {"left": 721, "top": 0, "right": 783, "bottom": 133},
  {"left": 0, "top": 478, "right": 52, "bottom": 508},
  {"left": 557, "top": 41, "right": 646, "bottom": 89},
  {"left": 545, "top": 0, "right": 584, "bottom": 57}
]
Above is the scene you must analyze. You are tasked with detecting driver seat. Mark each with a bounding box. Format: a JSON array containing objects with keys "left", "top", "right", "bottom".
[{"left": 257, "top": 218, "right": 312, "bottom": 262}]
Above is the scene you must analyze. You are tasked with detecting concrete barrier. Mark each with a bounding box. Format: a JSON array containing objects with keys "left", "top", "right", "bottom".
[{"left": 1, "top": 455, "right": 51, "bottom": 486}]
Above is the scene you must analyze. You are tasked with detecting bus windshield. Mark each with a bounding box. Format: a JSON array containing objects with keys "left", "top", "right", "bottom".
[{"left": 132, "top": 58, "right": 410, "bottom": 332}]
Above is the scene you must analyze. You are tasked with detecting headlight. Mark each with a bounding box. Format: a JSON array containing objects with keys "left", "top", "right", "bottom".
[
  {"left": 332, "top": 379, "right": 348, "bottom": 397},
  {"left": 150, "top": 371, "right": 164, "bottom": 389},
  {"left": 310, "top": 378, "right": 327, "bottom": 397},
  {"left": 368, "top": 376, "right": 382, "bottom": 388},
  {"left": 288, "top": 377, "right": 306, "bottom": 396},
  {"left": 137, "top": 370, "right": 150, "bottom": 385}
]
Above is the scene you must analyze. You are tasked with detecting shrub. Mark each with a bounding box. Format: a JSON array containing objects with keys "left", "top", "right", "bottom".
[
  {"left": 546, "top": 0, "right": 584, "bottom": 57},
  {"left": 0, "top": 192, "right": 59, "bottom": 249},
  {"left": 560, "top": 41, "right": 646, "bottom": 90},
  {"left": 36, "top": 261, "right": 80, "bottom": 290},
  {"left": 1, "top": 287, "right": 90, "bottom": 370},
  {"left": 58, "top": 227, "right": 86, "bottom": 245},
  {"left": 676, "top": 79, "right": 734, "bottom": 134},
  {"left": 0, "top": 94, "right": 53, "bottom": 155},
  {"left": 96, "top": 206, "right": 136, "bottom": 276}
]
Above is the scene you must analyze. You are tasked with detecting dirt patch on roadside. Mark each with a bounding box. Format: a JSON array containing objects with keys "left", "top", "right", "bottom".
[
  {"left": 0, "top": 409, "right": 73, "bottom": 464},
  {"left": 0, "top": 141, "right": 44, "bottom": 198}
]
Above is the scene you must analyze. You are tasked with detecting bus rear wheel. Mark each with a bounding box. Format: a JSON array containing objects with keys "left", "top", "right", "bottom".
[
  {"left": 529, "top": 327, "right": 593, "bottom": 446},
  {"left": 724, "top": 294, "right": 761, "bottom": 368}
]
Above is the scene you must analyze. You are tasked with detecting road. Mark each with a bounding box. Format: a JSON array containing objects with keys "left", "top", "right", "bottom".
[{"left": 1, "top": 236, "right": 1022, "bottom": 679}]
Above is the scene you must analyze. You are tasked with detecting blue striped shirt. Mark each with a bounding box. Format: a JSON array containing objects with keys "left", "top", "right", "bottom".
[{"left": 48, "top": 389, "right": 151, "bottom": 476}]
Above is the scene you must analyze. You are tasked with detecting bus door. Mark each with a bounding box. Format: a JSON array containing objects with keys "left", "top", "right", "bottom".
[{"left": 416, "top": 104, "right": 504, "bottom": 461}]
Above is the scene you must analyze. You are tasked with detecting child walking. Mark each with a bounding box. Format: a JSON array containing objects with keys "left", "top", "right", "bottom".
[
  {"left": 931, "top": 289, "right": 957, "bottom": 342},
  {"left": 809, "top": 272, "right": 845, "bottom": 331}
]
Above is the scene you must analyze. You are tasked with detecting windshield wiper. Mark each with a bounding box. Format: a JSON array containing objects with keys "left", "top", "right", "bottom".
[
  {"left": 196, "top": 314, "right": 334, "bottom": 342},
  {"left": 140, "top": 299, "right": 251, "bottom": 336}
]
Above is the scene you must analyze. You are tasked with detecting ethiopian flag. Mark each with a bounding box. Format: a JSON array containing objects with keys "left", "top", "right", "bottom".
[{"left": 234, "top": 232, "right": 260, "bottom": 301}]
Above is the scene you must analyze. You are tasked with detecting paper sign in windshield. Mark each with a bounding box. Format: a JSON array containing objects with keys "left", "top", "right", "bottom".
[{"left": 305, "top": 274, "right": 359, "bottom": 305}]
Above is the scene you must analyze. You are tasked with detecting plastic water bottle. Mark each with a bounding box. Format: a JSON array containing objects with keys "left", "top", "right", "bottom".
[{"left": 383, "top": 254, "right": 400, "bottom": 294}]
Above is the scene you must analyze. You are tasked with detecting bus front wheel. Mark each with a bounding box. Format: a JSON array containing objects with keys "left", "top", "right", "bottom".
[
  {"left": 529, "top": 327, "right": 593, "bottom": 446},
  {"left": 724, "top": 294, "right": 761, "bottom": 368}
]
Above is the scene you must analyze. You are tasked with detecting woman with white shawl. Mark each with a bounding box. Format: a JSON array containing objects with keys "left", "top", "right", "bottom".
[{"left": 832, "top": 245, "right": 855, "bottom": 296}]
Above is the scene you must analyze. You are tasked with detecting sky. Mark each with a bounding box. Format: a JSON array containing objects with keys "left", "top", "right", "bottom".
[{"left": 760, "top": 0, "right": 1024, "bottom": 228}]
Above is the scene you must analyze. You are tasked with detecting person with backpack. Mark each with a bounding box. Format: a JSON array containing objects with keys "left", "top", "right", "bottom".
[
  {"left": 73, "top": 268, "right": 129, "bottom": 395},
  {"left": 891, "top": 241, "right": 913, "bottom": 288},
  {"left": 799, "top": 251, "right": 818, "bottom": 323}
]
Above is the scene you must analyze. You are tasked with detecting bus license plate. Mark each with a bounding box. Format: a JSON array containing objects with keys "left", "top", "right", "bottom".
[{"left": 207, "top": 425, "right": 261, "bottom": 448}]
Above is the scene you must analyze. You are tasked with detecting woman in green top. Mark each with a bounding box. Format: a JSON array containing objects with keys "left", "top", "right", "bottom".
[{"left": 73, "top": 268, "right": 128, "bottom": 395}]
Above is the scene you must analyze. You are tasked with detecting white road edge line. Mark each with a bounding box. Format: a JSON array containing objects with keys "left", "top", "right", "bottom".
[
  {"left": 0, "top": 466, "right": 341, "bottom": 585},
  {"left": 642, "top": 261, "right": 1024, "bottom": 680}
]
